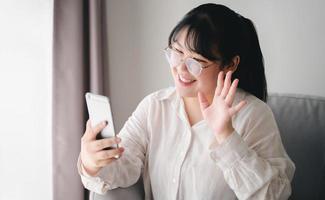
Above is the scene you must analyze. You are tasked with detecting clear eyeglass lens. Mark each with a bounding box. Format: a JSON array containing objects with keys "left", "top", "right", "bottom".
[
  {"left": 185, "top": 58, "right": 201, "bottom": 76},
  {"left": 165, "top": 48, "right": 202, "bottom": 76},
  {"left": 170, "top": 51, "right": 181, "bottom": 66}
]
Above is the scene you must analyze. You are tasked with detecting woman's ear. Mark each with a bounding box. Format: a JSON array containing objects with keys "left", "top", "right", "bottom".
[{"left": 224, "top": 55, "right": 240, "bottom": 73}]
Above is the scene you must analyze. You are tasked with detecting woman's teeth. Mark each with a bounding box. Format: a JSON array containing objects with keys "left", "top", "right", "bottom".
[{"left": 178, "top": 74, "right": 196, "bottom": 83}]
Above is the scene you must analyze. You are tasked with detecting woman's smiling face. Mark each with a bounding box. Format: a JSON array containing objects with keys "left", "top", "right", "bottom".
[{"left": 170, "top": 28, "right": 223, "bottom": 99}]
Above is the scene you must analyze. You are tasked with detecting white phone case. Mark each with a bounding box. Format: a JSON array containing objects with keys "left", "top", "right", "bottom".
[{"left": 85, "top": 92, "right": 117, "bottom": 148}]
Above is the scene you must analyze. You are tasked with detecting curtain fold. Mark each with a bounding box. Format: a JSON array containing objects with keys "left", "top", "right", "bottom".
[{"left": 52, "top": 0, "right": 107, "bottom": 199}]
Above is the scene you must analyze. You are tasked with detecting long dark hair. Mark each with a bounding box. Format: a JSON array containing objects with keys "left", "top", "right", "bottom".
[{"left": 168, "top": 3, "right": 268, "bottom": 102}]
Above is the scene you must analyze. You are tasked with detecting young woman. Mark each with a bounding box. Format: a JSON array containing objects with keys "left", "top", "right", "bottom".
[{"left": 78, "top": 3, "right": 295, "bottom": 199}]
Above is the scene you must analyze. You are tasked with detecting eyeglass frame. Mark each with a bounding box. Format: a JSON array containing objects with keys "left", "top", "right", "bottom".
[{"left": 163, "top": 46, "right": 222, "bottom": 77}]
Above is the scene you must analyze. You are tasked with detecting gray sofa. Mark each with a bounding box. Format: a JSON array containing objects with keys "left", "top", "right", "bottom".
[{"left": 90, "top": 94, "right": 325, "bottom": 200}]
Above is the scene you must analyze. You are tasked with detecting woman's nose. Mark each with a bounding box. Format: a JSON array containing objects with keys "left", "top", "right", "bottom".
[{"left": 178, "top": 61, "right": 190, "bottom": 73}]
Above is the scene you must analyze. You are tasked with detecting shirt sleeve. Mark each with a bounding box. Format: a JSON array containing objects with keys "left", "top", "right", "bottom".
[
  {"left": 77, "top": 95, "right": 151, "bottom": 195},
  {"left": 209, "top": 99, "right": 296, "bottom": 200}
]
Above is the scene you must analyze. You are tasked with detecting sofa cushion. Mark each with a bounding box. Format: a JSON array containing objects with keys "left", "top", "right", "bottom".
[{"left": 268, "top": 94, "right": 325, "bottom": 200}]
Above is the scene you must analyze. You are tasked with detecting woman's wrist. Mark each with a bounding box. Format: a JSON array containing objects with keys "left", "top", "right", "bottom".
[
  {"left": 82, "top": 164, "right": 101, "bottom": 177},
  {"left": 215, "top": 126, "right": 234, "bottom": 144},
  {"left": 80, "top": 157, "right": 101, "bottom": 177}
]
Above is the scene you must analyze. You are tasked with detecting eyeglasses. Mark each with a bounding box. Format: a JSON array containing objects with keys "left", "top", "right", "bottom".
[{"left": 164, "top": 46, "right": 221, "bottom": 77}]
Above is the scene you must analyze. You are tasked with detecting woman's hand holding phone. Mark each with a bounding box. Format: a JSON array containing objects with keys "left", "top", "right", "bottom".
[{"left": 80, "top": 119, "right": 124, "bottom": 177}]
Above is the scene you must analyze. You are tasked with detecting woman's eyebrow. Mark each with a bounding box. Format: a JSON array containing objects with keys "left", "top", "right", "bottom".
[
  {"left": 174, "top": 40, "right": 209, "bottom": 63},
  {"left": 194, "top": 58, "right": 208, "bottom": 63}
]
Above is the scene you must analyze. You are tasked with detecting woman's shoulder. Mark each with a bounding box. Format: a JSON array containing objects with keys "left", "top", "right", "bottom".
[
  {"left": 135, "top": 87, "right": 176, "bottom": 110},
  {"left": 233, "top": 89, "right": 278, "bottom": 137},
  {"left": 143, "top": 86, "right": 176, "bottom": 102},
  {"left": 235, "top": 88, "right": 273, "bottom": 118}
]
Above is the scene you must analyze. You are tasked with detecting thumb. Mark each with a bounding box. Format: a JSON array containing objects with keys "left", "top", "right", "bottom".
[{"left": 198, "top": 91, "right": 210, "bottom": 111}]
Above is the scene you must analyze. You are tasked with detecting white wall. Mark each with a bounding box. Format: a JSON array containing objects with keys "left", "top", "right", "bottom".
[
  {"left": 0, "top": 1, "right": 52, "bottom": 200},
  {"left": 217, "top": 0, "right": 325, "bottom": 97},
  {"left": 105, "top": 0, "right": 325, "bottom": 130}
]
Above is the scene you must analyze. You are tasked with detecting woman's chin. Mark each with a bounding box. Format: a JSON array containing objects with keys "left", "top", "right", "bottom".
[
  {"left": 175, "top": 86, "right": 197, "bottom": 98},
  {"left": 173, "top": 76, "right": 198, "bottom": 97}
]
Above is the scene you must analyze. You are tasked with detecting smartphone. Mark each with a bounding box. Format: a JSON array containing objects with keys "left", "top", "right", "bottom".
[{"left": 85, "top": 92, "right": 118, "bottom": 149}]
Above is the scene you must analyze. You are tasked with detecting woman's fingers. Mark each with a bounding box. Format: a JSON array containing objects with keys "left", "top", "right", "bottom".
[
  {"left": 225, "top": 79, "right": 239, "bottom": 105},
  {"left": 95, "top": 157, "right": 117, "bottom": 168},
  {"left": 229, "top": 100, "right": 247, "bottom": 116},
  {"left": 92, "top": 120, "right": 108, "bottom": 135},
  {"left": 198, "top": 91, "right": 210, "bottom": 111},
  {"left": 90, "top": 137, "right": 121, "bottom": 152},
  {"left": 82, "top": 120, "right": 107, "bottom": 142},
  {"left": 95, "top": 147, "right": 125, "bottom": 160},
  {"left": 92, "top": 148, "right": 124, "bottom": 168},
  {"left": 215, "top": 71, "right": 224, "bottom": 96},
  {"left": 80, "top": 120, "right": 122, "bottom": 172},
  {"left": 220, "top": 71, "right": 232, "bottom": 98}
]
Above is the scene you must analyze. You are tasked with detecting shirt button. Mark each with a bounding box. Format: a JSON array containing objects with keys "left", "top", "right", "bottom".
[{"left": 172, "top": 178, "right": 176, "bottom": 183}]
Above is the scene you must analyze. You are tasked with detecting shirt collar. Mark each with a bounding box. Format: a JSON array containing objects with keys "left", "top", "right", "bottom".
[
  {"left": 156, "top": 86, "right": 177, "bottom": 101},
  {"left": 157, "top": 86, "right": 247, "bottom": 102}
]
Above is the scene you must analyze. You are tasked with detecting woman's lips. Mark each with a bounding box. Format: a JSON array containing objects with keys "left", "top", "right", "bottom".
[{"left": 178, "top": 74, "right": 196, "bottom": 86}]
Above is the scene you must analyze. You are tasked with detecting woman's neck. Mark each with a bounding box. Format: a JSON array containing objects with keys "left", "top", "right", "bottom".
[{"left": 182, "top": 95, "right": 213, "bottom": 127}]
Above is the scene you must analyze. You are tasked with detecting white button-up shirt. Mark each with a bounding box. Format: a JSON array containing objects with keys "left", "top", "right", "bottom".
[{"left": 77, "top": 87, "right": 295, "bottom": 199}]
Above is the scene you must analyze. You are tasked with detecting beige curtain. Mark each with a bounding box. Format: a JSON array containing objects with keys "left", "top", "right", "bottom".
[{"left": 52, "top": 0, "right": 108, "bottom": 199}]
